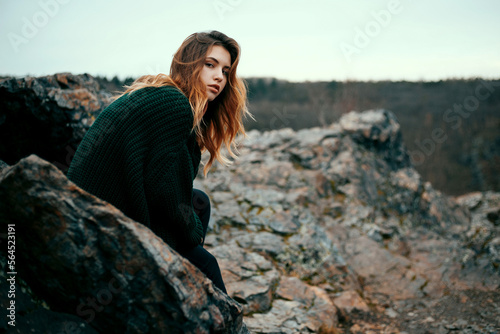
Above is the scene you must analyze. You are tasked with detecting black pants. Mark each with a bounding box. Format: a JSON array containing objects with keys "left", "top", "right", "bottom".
[{"left": 178, "top": 189, "right": 227, "bottom": 294}]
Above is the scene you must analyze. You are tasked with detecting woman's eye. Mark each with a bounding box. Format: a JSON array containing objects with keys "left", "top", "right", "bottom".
[
  {"left": 222, "top": 70, "right": 228, "bottom": 76},
  {"left": 206, "top": 63, "right": 214, "bottom": 68}
]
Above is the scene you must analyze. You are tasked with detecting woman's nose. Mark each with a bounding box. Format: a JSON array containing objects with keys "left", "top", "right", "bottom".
[{"left": 214, "top": 70, "right": 223, "bottom": 81}]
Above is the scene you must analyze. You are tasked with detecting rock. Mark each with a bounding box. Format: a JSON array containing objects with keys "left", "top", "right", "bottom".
[
  {"left": 460, "top": 191, "right": 500, "bottom": 271},
  {"left": 245, "top": 296, "right": 336, "bottom": 334},
  {"left": 445, "top": 318, "right": 468, "bottom": 330},
  {"left": 0, "top": 155, "right": 247, "bottom": 334},
  {"left": 0, "top": 73, "right": 112, "bottom": 169},
  {"left": 276, "top": 214, "right": 352, "bottom": 287},
  {"left": 385, "top": 308, "right": 399, "bottom": 319},
  {"left": 244, "top": 128, "right": 296, "bottom": 151},
  {"left": 0, "top": 159, "right": 9, "bottom": 170},
  {"left": 242, "top": 187, "right": 286, "bottom": 207},
  {"left": 244, "top": 300, "right": 303, "bottom": 334},
  {"left": 486, "top": 207, "right": 500, "bottom": 225},
  {"left": 341, "top": 234, "right": 425, "bottom": 302},
  {"left": 0, "top": 259, "right": 98, "bottom": 334},
  {"left": 211, "top": 191, "right": 247, "bottom": 228},
  {"left": 332, "top": 290, "right": 370, "bottom": 314},
  {"left": 455, "top": 192, "right": 483, "bottom": 210},
  {"left": 234, "top": 231, "right": 286, "bottom": 257},
  {"left": 208, "top": 242, "right": 280, "bottom": 315},
  {"left": 268, "top": 211, "right": 301, "bottom": 235},
  {"left": 272, "top": 276, "right": 338, "bottom": 331},
  {"left": 339, "top": 109, "right": 410, "bottom": 170}
]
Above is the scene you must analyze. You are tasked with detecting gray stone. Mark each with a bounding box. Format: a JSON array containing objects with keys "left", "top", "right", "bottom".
[
  {"left": 209, "top": 242, "right": 280, "bottom": 315},
  {"left": 339, "top": 109, "right": 410, "bottom": 170},
  {"left": 332, "top": 290, "right": 370, "bottom": 314},
  {"left": 235, "top": 231, "right": 286, "bottom": 257}
]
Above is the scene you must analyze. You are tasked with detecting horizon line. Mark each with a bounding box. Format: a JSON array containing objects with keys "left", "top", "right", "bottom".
[{"left": 1, "top": 72, "right": 499, "bottom": 84}]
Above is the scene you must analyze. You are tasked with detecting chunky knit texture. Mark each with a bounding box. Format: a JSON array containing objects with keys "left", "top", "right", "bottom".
[{"left": 67, "top": 85, "right": 203, "bottom": 250}]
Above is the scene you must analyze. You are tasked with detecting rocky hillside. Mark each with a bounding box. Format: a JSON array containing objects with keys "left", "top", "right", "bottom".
[{"left": 1, "top": 74, "right": 499, "bottom": 333}]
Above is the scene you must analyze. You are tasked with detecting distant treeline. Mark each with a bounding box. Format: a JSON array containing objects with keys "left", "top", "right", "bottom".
[{"left": 95, "top": 75, "right": 500, "bottom": 196}]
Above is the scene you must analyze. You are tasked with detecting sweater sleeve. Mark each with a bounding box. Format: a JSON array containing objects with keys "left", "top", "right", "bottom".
[{"left": 142, "top": 87, "right": 203, "bottom": 250}]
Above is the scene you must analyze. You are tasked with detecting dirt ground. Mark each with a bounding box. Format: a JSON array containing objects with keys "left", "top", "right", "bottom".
[{"left": 336, "top": 289, "right": 500, "bottom": 334}]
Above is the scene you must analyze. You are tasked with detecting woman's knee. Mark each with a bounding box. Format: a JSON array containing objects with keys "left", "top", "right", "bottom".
[{"left": 192, "top": 189, "right": 210, "bottom": 212}]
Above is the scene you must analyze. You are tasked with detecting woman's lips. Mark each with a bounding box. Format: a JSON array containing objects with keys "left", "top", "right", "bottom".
[{"left": 208, "top": 85, "right": 220, "bottom": 93}]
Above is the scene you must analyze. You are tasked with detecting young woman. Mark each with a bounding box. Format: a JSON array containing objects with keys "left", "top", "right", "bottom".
[{"left": 67, "top": 31, "right": 250, "bottom": 293}]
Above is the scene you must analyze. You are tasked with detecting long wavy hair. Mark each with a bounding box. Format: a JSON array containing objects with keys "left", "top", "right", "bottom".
[{"left": 118, "top": 31, "right": 250, "bottom": 175}]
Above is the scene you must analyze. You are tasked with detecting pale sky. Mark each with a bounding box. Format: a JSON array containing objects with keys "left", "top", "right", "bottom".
[{"left": 1, "top": 0, "right": 499, "bottom": 82}]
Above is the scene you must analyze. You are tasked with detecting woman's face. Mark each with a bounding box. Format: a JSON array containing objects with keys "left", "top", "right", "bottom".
[{"left": 200, "top": 45, "right": 231, "bottom": 101}]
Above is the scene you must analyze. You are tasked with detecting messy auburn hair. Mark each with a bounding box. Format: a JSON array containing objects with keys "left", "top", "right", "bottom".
[{"left": 118, "top": 30, "right": 250, "bottom": 175}]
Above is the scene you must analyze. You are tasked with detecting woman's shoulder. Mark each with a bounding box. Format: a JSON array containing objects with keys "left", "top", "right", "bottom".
[
  {"left": 130, "top": 85, "right": 188, "bottom": 104},
  {"left": 115, "top": 85, "right": 189, "bottom": 116}
]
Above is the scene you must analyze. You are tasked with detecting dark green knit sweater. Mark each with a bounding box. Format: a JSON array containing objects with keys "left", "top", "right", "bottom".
[{"left": 67, "top": 85, "right": 203, "bottom": 251}]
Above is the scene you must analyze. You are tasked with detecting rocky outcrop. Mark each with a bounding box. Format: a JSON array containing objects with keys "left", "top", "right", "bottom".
[
  {"left": 198, "top": 110, "right": 499, "bottom": 333},
  {"left": 456, "top": 191, "right": 500, "bottom": 275},
  {"left": 0, "top": 73, "right": 111, "bottom": 168},
  {"left": 0, "top": 155, "right": 247, "bottom": 334},
  {"left": 1, "top": 73, "right": 499, "bottom": 333}
]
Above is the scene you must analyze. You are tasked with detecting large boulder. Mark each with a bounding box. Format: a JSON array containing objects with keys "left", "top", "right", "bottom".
[
  {"left": 0, "top": 155, "right": 248, "bottom": 334},
  {"left": 0, "top": 73, "right": 112, "bottom": 169}
]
